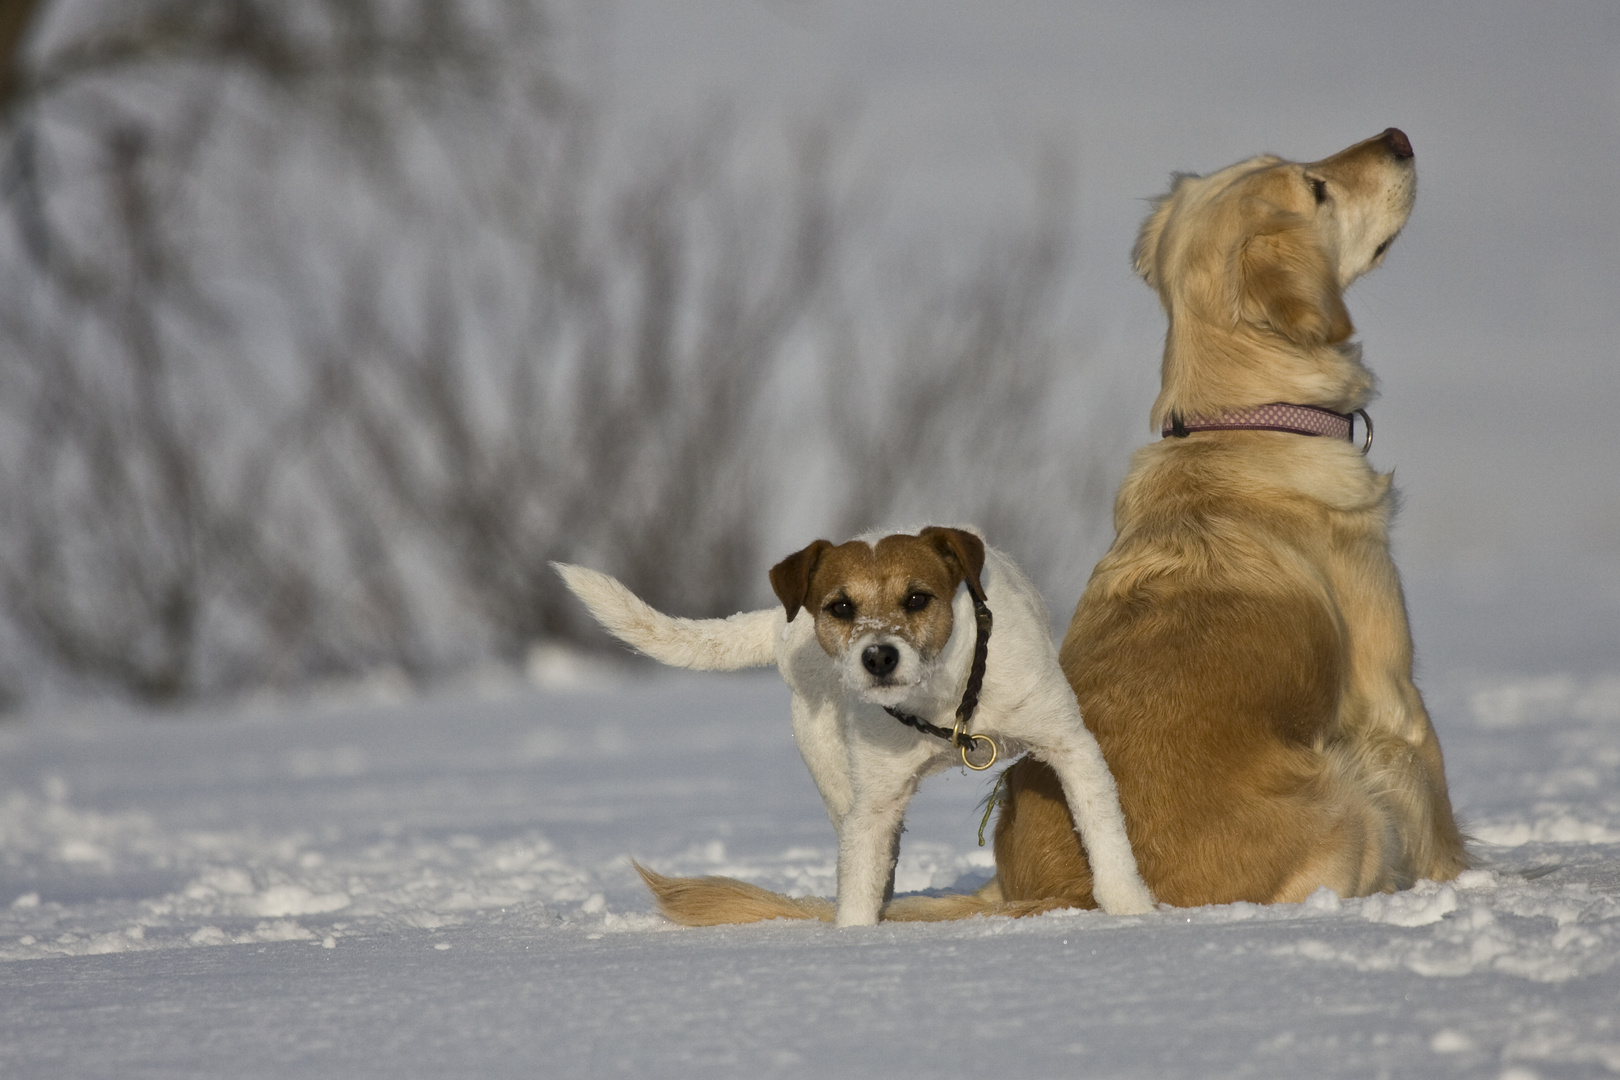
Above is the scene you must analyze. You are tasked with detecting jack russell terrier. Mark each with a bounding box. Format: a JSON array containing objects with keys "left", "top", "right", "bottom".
[{"left": 555, "top": 526, "right": 1153, "bottom": 927}]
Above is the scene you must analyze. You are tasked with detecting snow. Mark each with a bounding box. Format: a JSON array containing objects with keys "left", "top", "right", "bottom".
[{"left": 0, "top": 665, "right": 1617, "bottom": 1078}]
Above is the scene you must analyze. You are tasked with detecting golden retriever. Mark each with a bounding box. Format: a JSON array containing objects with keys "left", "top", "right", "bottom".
[{"left": 992, "top": 128, "right": 1469, "bottom": 908}]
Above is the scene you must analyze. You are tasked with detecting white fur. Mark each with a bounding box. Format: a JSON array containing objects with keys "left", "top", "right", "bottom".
[
  {"left": 552, "top": 563, "right": 778, "bottom": 670},
  {"left": 554, "top": 531, "right": 1155, "bottom": 926}
]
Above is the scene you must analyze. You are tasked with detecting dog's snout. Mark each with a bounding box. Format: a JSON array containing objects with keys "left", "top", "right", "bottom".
[
  {"left": 861, "top": 644, "right": 900, "bottom": 678},
  {"left": 1382, "top": 127, "right": 1413, "bottom": 160}
]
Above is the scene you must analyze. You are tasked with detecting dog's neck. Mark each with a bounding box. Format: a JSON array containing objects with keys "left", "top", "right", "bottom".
[
  {"left": 1150, "top": 317, "right": 1375, "bottom": 435},
  {"left": 880, "top": 582, "right": 996, "bottom": 767}
]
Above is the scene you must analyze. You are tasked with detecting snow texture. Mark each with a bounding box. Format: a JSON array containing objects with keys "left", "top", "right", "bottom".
[{"left": 1, "top": 665, "right": 1617, "bottom": 1078}]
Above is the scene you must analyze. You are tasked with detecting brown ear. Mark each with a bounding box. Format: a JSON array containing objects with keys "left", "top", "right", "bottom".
[
  {"left": 769, "top": 540, "right": 833, "bottom": 622},
  {"left": 919, "top": 527, "right": 987, "bottom": 599},
  {"left": 1133, "top": 173, "right": 1195, "bottom": 289},
  {"left": 1239, "top": 218, "right": 1354, "bottom": 345}
]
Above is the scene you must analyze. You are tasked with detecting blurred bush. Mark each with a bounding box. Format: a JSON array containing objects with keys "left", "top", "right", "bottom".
[{"left": 0, "top": 0, "right": 1118, "bottom": 707}]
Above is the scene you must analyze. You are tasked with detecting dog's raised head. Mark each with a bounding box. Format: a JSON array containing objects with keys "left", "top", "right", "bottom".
[
  {"left": 769, "top": 527, "right": 985, "bottom": 706},
  {"left": 1136, "top": 128, "right": 1416, "bottom": 429}
]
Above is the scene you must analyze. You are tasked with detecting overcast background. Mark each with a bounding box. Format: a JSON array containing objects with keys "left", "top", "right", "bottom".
[
  {"left": 0, "top": 0, "right": 1613, "bottom": 707},
  {"left": 575, "top": 0, "right": 1620, "bottom": 675}
]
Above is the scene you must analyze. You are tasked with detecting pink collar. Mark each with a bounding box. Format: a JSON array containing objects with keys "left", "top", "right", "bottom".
[{"left": 1163, "top": 403, "right": 1372, "bottom": 454}]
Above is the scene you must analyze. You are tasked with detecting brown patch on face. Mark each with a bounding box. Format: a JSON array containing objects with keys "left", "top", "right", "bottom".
[
  {"left": 768, "top": 532, "right": 976, "bottom": 661},
  {"left": 768, "top": 539, "right": 833, "bottom": 622},
  {"left": 918, "top": 526, "right": 986, "bottom": 597}
]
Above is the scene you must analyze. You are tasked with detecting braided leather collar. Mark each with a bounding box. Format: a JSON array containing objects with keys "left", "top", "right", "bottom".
[{"left": 882, "top": 579, "right": 998, "bottom": 770}]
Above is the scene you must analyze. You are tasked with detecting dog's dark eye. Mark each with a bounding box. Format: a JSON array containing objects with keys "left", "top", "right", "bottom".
[
  {"left": 824, "top": 597, "right": 856, "bottom": 621},
  {"left": 1308, "top": 176, "right": 1328, "bottom": 204},
  {"left": 1373, "top": 238, "right": 1391, "bottom": 258},
  {"left": 902, "top": 591, "right": 932, "bottom": 613}
]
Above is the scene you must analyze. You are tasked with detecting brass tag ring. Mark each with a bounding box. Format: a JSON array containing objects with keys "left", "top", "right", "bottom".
[{"left": 959, "top": 732, "right": 999, "bottom": 771}]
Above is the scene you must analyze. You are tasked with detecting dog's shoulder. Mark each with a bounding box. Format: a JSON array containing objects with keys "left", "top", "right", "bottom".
[
  {"left": 976, "top": 545, "right": 1068, "bottom": 705},
  {"left": 980, "top": 544, "right": 1050, "bottom": 632},
  {"left": 1123, "top": 437, "right": 1393, "bottom": 522}
]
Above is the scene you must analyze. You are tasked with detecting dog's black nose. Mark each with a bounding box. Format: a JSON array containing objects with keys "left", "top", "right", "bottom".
[
  {"left": 862, "top": 644, "right": 899, "bottom": 678},
  {"left": 1382, "top": 127, "right": 1413, "bottom": 160}
]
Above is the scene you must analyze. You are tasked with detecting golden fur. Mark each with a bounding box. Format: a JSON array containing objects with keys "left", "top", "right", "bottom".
[
  {"left": 993, "top": 129, "right": 1468, "bottom": 908},
  {"left": 634, "top": 863, "right": 1073, "bottom": 926}
]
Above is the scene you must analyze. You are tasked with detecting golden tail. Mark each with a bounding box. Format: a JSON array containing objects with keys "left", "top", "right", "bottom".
[
  {"left": 633, "top": 862, "right": 1082, "bottom": 926},
  {"left": 633, "top": 862, "right": 834, "bottom": 924}
]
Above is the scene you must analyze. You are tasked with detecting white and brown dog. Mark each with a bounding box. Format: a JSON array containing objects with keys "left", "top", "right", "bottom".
[{"left": 555, "top": 526, "right": 1154, "bottom": 927}]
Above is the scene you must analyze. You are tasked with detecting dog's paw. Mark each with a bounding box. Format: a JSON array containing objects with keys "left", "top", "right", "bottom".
[{"left": 1096, "top": 879, "right": 1157, "bottom": 916}]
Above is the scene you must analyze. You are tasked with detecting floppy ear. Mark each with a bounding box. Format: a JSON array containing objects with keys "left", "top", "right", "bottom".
[
  {"left": 1133, "top": 173, "right": 1195, "bottom": 289},
  {"left": 919, "top": 527, "right": 987, "bottom": 600},
  {"left": 768, "top": 540, "right": 833, "bottom": 622},
  {"left": 1239, "top": 218, "right": 1354, "bottom": 345}
]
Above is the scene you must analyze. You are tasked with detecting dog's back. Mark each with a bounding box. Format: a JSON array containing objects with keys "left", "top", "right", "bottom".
[{"left": 1066, "top": 440, "right": 1393, "bottom": 903}]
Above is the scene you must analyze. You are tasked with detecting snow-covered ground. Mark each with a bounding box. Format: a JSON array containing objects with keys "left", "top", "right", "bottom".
[{"left": 1, "top": 657, "right": 1617, "bottom": 1078}]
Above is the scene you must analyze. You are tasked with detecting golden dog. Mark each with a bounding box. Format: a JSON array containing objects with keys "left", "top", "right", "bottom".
[{"left": 993, "top": 128, "right": 1469, "bottom": 908}]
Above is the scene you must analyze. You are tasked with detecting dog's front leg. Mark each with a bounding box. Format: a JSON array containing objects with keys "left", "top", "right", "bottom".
[
  {"left": 834, "top": 761, "right": 921, "bottom": 927},
  {"left": 1039, "top": 734, "right": 1156, "bottom": 915},
  {"left": 788, "top": 693, "right": 853, "bottom": 832}
]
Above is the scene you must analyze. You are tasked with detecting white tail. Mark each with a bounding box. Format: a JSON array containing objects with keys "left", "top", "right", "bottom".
[{"left": 552, "top": 563, "right": 779, "bottom": 671}]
